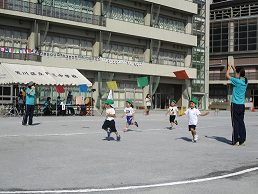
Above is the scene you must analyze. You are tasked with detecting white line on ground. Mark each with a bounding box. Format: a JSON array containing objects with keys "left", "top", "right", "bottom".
[{"left": 1, "top": 167, "right": 258, "bottom": 194}]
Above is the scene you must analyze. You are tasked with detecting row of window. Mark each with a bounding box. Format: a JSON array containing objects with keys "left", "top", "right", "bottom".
[
  {"left": 152, "top": 51, "right": 185, "bottom": 67},
  {"left": 102, "top": 43, "right": 144, "bottom": 62},
  {"left": 42, "top": 0, "right": 93, "bottom": 14},
  {"left": 210, "top": 20, "right": 258, "bottom": 53},
  {"left": 42, "top": 35, "right": 93, "bottom": 56},
  {"left": 104, "top": 4, "right": 144, "bottom": 25},
  {"left": 153, "top": 16, "right": 185, "bottom": 33},
  {"left": 0, "top": 28, "right": 186, "bottom": 64},
  {"left": 0, "top": 28, "right": 28, "bottom": 49}
]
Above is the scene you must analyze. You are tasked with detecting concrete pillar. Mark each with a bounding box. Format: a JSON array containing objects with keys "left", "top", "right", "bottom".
[
  {"left": 93, "top": 1, "right": 101, "bottom": 16},
  {"left": 27, "top": 22, "right": 36, "bottom": 50},
  {"left": 145, "top": 4, "right": 151, "bottom": 26},
  {"left": 228, "top": 22, "right": 234, "bottom": 52},
  {"left": 93, "top": 31, "right": 100, "bottom": 57},
  {"left": 144, "top": 41, "right": 150, "bottom": 63},
  {"left": 181, "top": 84, "right": 189, "bottom": 109},
  {"left": 185, "top": 47, "right": 192, "bottom": 68},
  {"left": 185, "top": 15, "right": 192, "bottom": 34},
  {"left": 204, "top": 0, "right": 210, "bottom": 110}
]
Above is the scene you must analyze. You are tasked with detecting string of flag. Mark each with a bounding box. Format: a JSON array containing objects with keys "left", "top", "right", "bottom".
[{"left": 0, "top": 47, "right": 145, "bottom": 66}]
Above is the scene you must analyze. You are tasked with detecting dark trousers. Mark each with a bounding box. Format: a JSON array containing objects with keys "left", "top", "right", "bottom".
[
  {"left": 22, "top": 104, "right": 34, "bottom": 125},
  {"left": 231, "top": 103, "right": 246, "bottom": 144},
  {"left": 67, "top": 107, "right": 75, "bottom": 115}
]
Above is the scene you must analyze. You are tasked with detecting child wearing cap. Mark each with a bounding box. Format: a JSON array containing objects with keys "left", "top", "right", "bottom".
[
  {"left": 121, "top": 100, "right": 138, "bottom": 132},
  {"left": 165, "top": 100, "right": 179, "bottom": 130},
  {"left": 179, "top": 99, "right": 209, "bottom": 142},
  {"left": 102, "top": 99, "right": 121, "bottom": 141}
]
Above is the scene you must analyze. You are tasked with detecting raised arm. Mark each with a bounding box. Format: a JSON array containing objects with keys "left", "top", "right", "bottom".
[{"left": 226, "top": 62, "right": 232, "bottom": 80}]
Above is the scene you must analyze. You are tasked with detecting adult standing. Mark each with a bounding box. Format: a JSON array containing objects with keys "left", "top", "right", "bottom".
[
  {"left": 226, "top": 62, "right": 248, "bottom": 146},
  {"left": 22, "top": 81, "right": 35, "bottom": 126},
  {"left": 145, "top": 94, "right": 151, "bottom": 115}
]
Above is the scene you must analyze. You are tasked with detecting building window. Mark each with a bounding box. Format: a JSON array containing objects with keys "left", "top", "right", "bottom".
[
  {"left": 234, "top": 19, "right": 257, "bottom": 52},
  {"left": 104, "top": 4, "right": 144, "bottom": 25},
  {"left": 43, "top": 0, "right": 93, "bottom": 14},
  {"left": 103, "top": 43, "right": 144, "bottom": 62},
  {"left": 0, "top": 27, "right": 28, "bottom": 49},
  {"left": 111, "top": 82, "right": 143, "bottom": 108},
  {"left": 153, "top": 15, "right": 185, "bottom": 33},
  {"left": 152, "top": 50, "right": 185, "bottom": 67},
  {"left": 41, "top": 34, "right": 93, "bottom": 56}
]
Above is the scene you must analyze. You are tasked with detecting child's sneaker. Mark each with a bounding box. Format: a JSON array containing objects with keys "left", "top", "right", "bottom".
[
  {"left": 175, "top": 120, "right": 178, "bottom": 125},
  {"left": 117, "top": 135, "right": 121, "bottom": 141},
  {"left": 169, "top": 127, "right": 172, "bottom": 130},
  {"left": 124, "top": 129, "right": 128, "bottom": 132},
  {"left": 107, "top": 130, "right": 111, "bottom": 137},
  {"left": 135, "top": 121, "right": 138, "bottom": 127},
  {"left": 194, "top": 134, "right": 198, "bottom": 141}
]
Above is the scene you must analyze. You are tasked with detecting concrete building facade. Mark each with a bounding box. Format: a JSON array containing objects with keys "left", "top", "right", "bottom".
[
  {"left": 0, "top": 0, "right": 198, "bottom": 110},
  {"left": 209, "top": 0, "right": 258, "bottom": 109}
]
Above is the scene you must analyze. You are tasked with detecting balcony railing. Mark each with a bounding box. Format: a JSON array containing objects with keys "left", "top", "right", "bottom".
[
  {"left": 0, "top": 49, "right": 41, "bottom": 62},
  {"left": 210, "top": 72, "right": 258, "bottom": 81},
  {"left": 0, "top": 0, "right": 106, "bottom": 27}
]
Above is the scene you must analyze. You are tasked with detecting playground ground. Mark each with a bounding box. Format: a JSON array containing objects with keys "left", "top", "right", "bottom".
[{"left": 0, "top": 110, "right": 258, "bottom": 194}]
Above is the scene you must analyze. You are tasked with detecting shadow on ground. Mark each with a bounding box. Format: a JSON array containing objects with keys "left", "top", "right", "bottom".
[
  {"left": 102, "top": 137, "right": 115, "bottom": 141},
  {"left": 30, "top": 123, "right": 41, "bottom": 126},
  {"left": 175, "top": 137, "right": 192, "bottom": 142},
  {"left": 205, "top": 135, "right": 232, "bottom": 145}
]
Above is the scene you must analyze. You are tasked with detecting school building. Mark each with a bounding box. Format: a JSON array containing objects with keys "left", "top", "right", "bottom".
[
  {"left": 209, "top": 0, "right": 258, "bottom": 109},
  {"left": 0, "top": 0, "right": 205, "bottom": 110}
]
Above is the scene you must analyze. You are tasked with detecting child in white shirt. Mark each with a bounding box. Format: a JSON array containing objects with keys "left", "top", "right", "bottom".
[
  {"left": 102, "top": 99, "right": 121, "bottom": 141},
  {"left": 179, "top": 99, "right": 209, "bottom": 142},
  {"left": 121, "top": 100, "right": 138, "bottom": 132},
  {"left": 165, "top": 100, "right": 179, "bottom": 130}
]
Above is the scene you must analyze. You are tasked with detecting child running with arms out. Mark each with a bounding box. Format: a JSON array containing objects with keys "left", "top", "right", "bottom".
[
  {"left": 165, "top": 100, "right": 179, "bottom": 130},
  {"left": 179, "top": 99, "right": 209, "bottom": 142},
  {"left": 121, "top": 100, "right": 138, "bottom": 132},
  {"left": 102, "top": 99, "right": 121, "bottom": 141}
]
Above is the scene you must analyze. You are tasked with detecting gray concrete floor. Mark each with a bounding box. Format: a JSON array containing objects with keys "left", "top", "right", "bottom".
[{"left": 0, "top": 110, "right": 258, "bottom": 194}]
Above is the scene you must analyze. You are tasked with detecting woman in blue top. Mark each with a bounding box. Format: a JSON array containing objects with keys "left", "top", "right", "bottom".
[
  {"left": 226, "top": 62, "right": 248, "bottom": 146},
  {"left": 22, "top": 81, "right": 35, "bottom": 126}
]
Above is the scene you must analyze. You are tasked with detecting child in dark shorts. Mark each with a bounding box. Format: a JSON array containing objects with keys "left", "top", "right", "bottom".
[
  {"left": 179, "top": 99, "right": 209, "bottom": 142},
  {"left": 165, "top": 100, "right": 179, "bottom": 130},
  {"left": 102, "top": 99, "right": 121, "bottom": 141}
]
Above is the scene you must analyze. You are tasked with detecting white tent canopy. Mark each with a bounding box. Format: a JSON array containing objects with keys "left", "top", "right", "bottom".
[{"left": 0, "top": 63, "right": 92, "bottom": 86}]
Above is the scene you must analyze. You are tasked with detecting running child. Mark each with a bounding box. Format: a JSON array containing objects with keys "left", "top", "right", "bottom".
[
  {"left": 179, "top": 99, "right": 209, "bottom": 142},
  {"left": 102, "top": 99, "right": 121, "bottom": 141},
  {"left": 121, "top": 100, "right": 138, "bottom": 132},
  {"left": 165, "top": 100, "right": 179, "bottom": 130}
]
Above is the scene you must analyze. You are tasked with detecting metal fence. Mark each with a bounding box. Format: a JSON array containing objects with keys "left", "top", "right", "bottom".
[
  {"left": 1, "top": 0, "right": 106, "bottom": 27},
  {"left": 0, "top": 51, "right": 41, "bottom": 62},
  {"left": 210, "top": 72, "right": 258, "bottom": 81}
]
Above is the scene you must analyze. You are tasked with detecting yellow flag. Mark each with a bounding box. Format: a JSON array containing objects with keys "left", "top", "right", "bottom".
[
  {"left": 106, "top": 81, "right": 118, "bottom": 90},
  {"left": 181, "top": 106, "right": 183, "bottom": 114}
]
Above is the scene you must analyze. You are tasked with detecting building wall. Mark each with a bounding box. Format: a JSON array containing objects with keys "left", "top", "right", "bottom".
[{"left": 0, "top": 0, "right": 198, "bottom": 109}]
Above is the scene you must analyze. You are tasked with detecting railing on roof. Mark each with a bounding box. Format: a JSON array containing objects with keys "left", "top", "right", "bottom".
[
  {"left": 209, "top": 72, "right": 258, "bottom": 81},
  {"left": 0, "top": 0, "right": 106, "bottom": 27}
]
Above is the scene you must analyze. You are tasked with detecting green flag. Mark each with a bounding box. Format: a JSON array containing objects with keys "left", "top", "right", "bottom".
[{"left": 137, "top": 77, "right": 148, "bottom": 87}]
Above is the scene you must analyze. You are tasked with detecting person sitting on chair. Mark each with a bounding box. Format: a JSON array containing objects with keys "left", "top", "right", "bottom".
[{"left": 43, "top": 97, "right": 52, "bottom": 115}]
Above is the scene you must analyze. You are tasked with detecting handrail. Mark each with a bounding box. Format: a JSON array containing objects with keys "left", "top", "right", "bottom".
[{"left": 1, "top": 0, "right": 106, "bottom": 27}]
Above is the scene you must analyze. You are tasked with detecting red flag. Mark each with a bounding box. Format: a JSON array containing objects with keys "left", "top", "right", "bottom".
[
  {"left": 173, "top": 70, "right": 189, "bottom": 79},
  {"left": 55, "top": 85, "right": 65, "bottom": 93}
]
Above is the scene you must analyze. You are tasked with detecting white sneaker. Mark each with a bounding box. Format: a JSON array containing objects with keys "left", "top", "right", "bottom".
[{"left": 194, "top": 134, "right": 198, "bottom": 141}]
